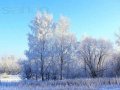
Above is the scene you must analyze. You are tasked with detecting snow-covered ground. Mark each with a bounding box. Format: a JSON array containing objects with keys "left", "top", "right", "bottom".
[
  {"left": 99, "top": 85, "right": 120, "bottom": 90},
  {"left": 0, "top": 75, "right": 120, "bottom": 90},
  {"left": 0, "top": 84, "right": 120, "bottom": 90},
  {"left": 0, "top": 74, "right": 21, "bottom": 82}
]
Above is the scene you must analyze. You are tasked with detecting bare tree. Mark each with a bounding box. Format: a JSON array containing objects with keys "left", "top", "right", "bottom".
[{"left": 79, "top": 37, "right": 112, "bottom": 78}]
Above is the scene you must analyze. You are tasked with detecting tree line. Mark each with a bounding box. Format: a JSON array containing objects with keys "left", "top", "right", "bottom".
[
  {"left": 0, "top": 55, "right": 20, "bottom": 75},
  {"left": 1, "top": 11, "right": 120, "bottom": 81}
]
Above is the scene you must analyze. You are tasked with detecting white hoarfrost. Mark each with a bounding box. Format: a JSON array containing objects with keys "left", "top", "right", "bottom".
[{"left": 0, "top": 77, "right": 120, "bottom": 90}]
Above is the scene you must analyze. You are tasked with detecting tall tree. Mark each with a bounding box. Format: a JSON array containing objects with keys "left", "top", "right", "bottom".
[
  {"left": 55, "top": 16, "right": 76, "bottom": 80},
  {"left": 26, "top": 11, "right": 54, "bottom": 81}
]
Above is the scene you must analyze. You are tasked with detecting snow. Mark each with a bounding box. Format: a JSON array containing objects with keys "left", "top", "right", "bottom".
[
  {"left": 0, "top": 76, "right": 120, "bottom": 90},
  {"left": 0, "top": 74, "right": 21, "bottom": 82},
  {"left": 99, "top": 85, "right": 120, "bottom": 90},
  {"left": 0, "top": 85, "right": 120, "bottom": 90}
]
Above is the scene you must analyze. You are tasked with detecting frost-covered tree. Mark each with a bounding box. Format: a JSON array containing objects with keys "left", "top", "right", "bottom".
[
  {"left": 21, "top": 60, "right": 32, "bottom": 79},
  {"left": 0, "top": 55, "right": 21, "bottom": 74},
  {"left": 26, "top": 11, "right": 78, "bottom": 80},
  {"left": 111, "top": 52, "right": 120, "bottom": 77},
  {"left": 54, "top": 16, "right": 77, "bottom": 80},
  {"left": 26, "top": 11, "right": 54, "bottom": 81},
  {"left": 113, "top": 30, "right": 120, "bottom": 76},
  {"left": 78, "top": 37, "right": 112, "bottom": 78},
  {"left": 116, "top": 30, "right": 120, "bottom": 46}
]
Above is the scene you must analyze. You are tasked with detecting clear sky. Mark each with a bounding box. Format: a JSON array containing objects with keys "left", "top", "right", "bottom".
[{"left": 0, "top": 0, "right": 120, "bottom": 57}]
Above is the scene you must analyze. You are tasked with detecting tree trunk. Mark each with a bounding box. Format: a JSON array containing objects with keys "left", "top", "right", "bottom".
[
  {"left": 60, "top": 57, "right": 63, "bottom": 80},
  {"left": 41, "top": 54, "right": 44, "bottom": 81}
]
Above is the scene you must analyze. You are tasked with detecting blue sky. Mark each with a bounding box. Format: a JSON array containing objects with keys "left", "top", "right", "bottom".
[{"left": 0, "top": 0, "right": 120, "bottom": 57}]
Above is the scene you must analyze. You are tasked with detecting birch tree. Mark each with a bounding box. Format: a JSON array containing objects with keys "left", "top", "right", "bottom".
[{"left": 26, "top": 11, "right": 54, "bottom": 81}]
